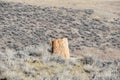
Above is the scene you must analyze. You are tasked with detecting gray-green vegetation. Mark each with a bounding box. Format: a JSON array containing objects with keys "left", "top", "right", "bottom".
[{"left": 0, "top": 1, "right": 120, "bottom": 80}]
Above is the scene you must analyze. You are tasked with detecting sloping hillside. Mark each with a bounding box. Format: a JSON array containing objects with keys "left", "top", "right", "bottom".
[{"left": 0, "top": 1, "right": 120, "bottom": 80}]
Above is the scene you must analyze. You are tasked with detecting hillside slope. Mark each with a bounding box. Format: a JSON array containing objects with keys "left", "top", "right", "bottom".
[{"left": 0, "top": 1, "right": 120, "bottom": 80}]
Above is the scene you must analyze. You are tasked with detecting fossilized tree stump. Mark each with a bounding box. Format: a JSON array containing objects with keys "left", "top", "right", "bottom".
[{"left": 52, "top": 38, "right": 70, "bottom": 59}]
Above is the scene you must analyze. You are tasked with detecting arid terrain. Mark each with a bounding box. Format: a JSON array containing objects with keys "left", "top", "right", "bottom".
[
  {"left": 2, "top": 0, "right": 120, "bottom": 18},
  {"left": 0, "top": 0, "right": 120, "bottom": 80}
]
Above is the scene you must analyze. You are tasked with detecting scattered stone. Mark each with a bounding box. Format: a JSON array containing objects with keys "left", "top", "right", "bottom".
[
  {"left": 0, "top": 1, "right": 120, "bottom": 80},
  {"left": 0, "top": 1, "right": 119, "bottom": 52},
  {"left": 84, "top": 9, "right": 94, "bottom": 15}
]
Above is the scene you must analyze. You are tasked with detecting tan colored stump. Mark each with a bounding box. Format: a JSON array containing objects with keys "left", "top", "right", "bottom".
[{"left": 52, "top": 38, "right": 70, "bottom": 59}]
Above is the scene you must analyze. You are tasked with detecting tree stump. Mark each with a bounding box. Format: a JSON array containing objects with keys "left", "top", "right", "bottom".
[{"left": 52, "top": 38, "right": 70, "bottom": 59}]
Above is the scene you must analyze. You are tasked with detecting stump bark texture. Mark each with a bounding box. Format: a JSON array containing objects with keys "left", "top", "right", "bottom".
[{"left": 52, "top": 38, "right": 70, "bottom": 59}]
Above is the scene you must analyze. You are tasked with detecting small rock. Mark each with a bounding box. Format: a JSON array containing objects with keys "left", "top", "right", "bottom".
[{"left": 84, "top": 9, "right": 94, "bottom": 15}]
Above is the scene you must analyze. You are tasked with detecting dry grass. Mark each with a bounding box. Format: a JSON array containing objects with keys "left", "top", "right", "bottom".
[{"left": 0, "top": 44, "right": 120, "bottom": 80}]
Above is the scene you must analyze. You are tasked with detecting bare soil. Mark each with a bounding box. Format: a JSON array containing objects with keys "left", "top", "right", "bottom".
[
  {"left": 0, "top": 1, "right": 119, "bottom": 60},
  {"left": 0, "top": 1, "right": 120, "bottom": 80},
  {"left": 1, "top": 0, "right": 120, "bottom": 18}
]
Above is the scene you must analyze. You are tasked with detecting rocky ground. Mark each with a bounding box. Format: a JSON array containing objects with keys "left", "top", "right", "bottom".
[{"left": 0, "top": 1, "right": 120, "bottom": 80}]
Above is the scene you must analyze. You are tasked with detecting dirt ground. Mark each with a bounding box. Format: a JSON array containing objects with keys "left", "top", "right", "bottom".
[
  {"left": 1, "top": 0, "right": 120, "bottom": 12},
  {"left": 1, "top": 0, "right": 120, "bottom": 18},
  {"left": 0, "top": 0, "right": 120, "bottom": 60}
]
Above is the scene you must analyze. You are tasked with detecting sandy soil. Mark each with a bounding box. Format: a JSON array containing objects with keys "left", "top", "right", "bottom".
[
  {"left": 0, "top": 1, "right": 119, "bottom": 60},
  {"left": 0, "top": 1, "right": 120, "bottom": 80},
  {"left": 0, "top": 0, "right": 119, "bottom": 11},
  {"left": 1, "top": 0, "right": 120, "bottom": 18}
]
